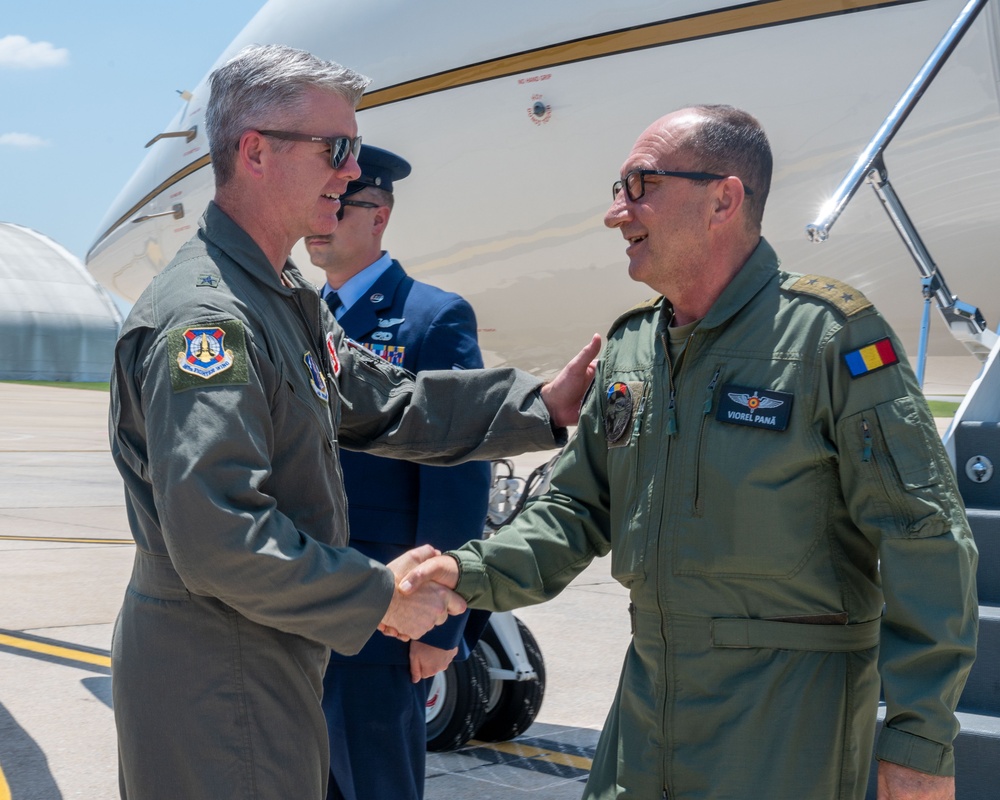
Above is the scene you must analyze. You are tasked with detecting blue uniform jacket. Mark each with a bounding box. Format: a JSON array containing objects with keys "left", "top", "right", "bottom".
[{"left": 330, "top": 260, "right": 491, "bottom": 663}]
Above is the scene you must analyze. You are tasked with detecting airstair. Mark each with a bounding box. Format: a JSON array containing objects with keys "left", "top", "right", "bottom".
[{"left": 807, "top": 1, "right": 1000, "bottom": 795}]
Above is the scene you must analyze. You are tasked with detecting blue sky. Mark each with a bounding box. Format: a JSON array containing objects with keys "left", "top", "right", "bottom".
[{"left": 1, "top": 1, "right": 265, "bottom": 262}]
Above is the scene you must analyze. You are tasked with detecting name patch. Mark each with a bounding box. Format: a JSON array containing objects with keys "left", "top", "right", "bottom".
[{"left": 716, "top": 384, "right": 792, "bottom": 431}]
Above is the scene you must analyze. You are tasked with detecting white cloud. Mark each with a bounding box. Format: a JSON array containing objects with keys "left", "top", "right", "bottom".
[
  {"left": 0, "top": 35, "right": 69, "bottom": 69},
  {"left": 0, "top": 133, "right": 49, "bottom": 148}
]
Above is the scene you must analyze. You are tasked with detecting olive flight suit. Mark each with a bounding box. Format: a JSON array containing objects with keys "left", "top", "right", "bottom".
[
  {"left": 450, "top": 238, "right": 978, "bottom": 799},
  {"left": 108, "top": 202, "right": 563, "bottom": 800}
]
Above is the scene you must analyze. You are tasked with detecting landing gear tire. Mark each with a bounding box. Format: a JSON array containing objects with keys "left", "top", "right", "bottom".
[
  {"left": 474, "top": 617, "right": 545, "bottom": 742},
  {"left": 425, "top": 646, "right": 490, "bottom": 752}
]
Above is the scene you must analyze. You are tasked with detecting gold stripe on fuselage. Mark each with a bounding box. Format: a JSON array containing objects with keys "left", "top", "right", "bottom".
[{"left": 90, "top": 0, "right": 923, "bottom": 253}]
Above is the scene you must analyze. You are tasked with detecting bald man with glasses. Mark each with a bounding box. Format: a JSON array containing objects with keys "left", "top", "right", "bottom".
[{"left": 398, "top": 105, "right": 978, "bottom": 800}]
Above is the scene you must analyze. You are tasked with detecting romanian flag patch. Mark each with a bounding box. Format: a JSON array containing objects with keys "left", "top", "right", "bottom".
[{"left": 844, "top": 337, "right": 899, "bottom": 378}]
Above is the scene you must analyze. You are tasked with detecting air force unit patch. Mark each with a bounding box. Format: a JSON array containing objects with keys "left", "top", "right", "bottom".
[
  {"left": 178, "top": 328, "right": 234, "bottom": 378},
  {"left": 304, "top": 352, "right": 329, "bottom": 402},
  {"left": 717, "top": 384, "right": 793, "bottom": 431},
  {"left": 169, "top": 320, "right": 249, "bottom": 392}
]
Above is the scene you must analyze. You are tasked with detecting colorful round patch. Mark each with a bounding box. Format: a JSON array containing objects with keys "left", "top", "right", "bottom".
[{"left": 604, "top": 381, "right": 632, "bottom": 443}]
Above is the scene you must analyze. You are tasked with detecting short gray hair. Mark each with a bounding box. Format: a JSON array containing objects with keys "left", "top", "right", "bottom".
[
  {"left": 206, "top": 44, "right": 371, "bottom": 186},
  {"left": 679, "top": 105, "right": 772, "bottom": 232}
]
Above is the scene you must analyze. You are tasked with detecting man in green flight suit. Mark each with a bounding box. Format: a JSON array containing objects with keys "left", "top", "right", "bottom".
[
  {"left": 108, "top": 44, "right": 599, "bottom": 800},
  {"left": 397, "top": 105, "right": 979, "bottom": 800}
]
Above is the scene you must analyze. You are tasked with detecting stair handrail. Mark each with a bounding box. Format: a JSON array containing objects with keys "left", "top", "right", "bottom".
[{"left": 805, "top": 0, "right": 989, "bottom": 242}]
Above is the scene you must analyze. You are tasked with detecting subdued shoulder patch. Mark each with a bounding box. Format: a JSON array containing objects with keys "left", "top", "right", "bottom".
[
  {"left": 608, "top": 296, "right": 662, "bottom": 335},
  {"left": 784, "top": 275, "right": 872, "bottom": 317},
  {"left": 168, "top": 319, "right": 250, "bottom": 392}
]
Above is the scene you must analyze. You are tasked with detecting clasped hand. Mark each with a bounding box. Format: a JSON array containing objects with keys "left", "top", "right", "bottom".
[{"left": 378, "top": 545, "right": 465, "bottom": 641}]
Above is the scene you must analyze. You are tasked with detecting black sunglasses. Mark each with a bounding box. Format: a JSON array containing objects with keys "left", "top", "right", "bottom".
[
  {"left": 612, "top": 169, "right": 754, "bottom": 202},
  {"left": 258, "top": 130, "right": 362, "bottom": 169},
  {"left": 336, "top": 199, "right": 379, "bottom": 221}
]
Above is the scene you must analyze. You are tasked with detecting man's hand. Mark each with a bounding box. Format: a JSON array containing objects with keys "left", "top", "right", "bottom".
[
  {"left": 378, "top": 546, "right": 466, "bottom": 642},
  {"left": 877, "top": 761, "right": 954, "bottom": 800},
  {"left": 399, "top": 553, "right": 461, "bottom": 595},
  {"left": 540, "top": 334, "right": 601, "bottom": 428},
  {"left": 409, "top": 641, "right": 458, "bottom": 683}
]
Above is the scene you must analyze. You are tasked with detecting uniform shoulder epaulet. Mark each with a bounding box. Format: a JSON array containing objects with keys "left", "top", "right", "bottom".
[
  {"left": 783, "top": 274, "right": 872, "bottom": 317},
  {"left": 607, "top": 296, "right": 662, "bottom": 335}
]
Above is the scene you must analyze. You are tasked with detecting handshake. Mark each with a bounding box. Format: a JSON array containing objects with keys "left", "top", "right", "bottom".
[{"left": 377, "top": 544, "right": 465, "bottom": 641}]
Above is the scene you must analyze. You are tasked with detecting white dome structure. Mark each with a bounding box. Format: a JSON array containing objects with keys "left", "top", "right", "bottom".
[{"left": 0, "top": 222, "right": 123, "bottom": 382}]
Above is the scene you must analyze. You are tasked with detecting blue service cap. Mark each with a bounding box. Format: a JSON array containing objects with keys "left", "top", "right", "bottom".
[{"left": 344, "top": 144, "right": 411, "bottom": 196}]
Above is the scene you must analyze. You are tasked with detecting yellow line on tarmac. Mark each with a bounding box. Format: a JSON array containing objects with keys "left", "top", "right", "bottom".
[
  {"left": 0, "top": 535, "right": 133, "bottom": 545},
  {"left": 0, "top": 761, "right": 10, "bottom": 800},
  {"left": 0, "top": 633, "right": 111, "bottom": 669},
  {"left": 475, "top": 739, "right": 593, "bottom": 771}
]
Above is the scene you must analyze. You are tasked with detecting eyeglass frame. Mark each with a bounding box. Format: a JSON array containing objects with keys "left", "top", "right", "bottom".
[
  {"left": 336, "top": 199, "right": 380, "bottom": 221},
  {"left": 612, "top": 168, "right": 754, "bottom": 202},
  {"left": 257, "top": 129, "right": 362, "bottom": 169}
]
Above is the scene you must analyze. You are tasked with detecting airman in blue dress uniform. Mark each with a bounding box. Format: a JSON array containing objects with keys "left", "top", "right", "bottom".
[{"left": 305, "top": 145, "right": 491, "bottom": 800}]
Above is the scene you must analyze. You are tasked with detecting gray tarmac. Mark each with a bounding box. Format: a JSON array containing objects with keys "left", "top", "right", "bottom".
[
  {"left": 0, "top": 374, "right": 962, "bottom": 800},
  {"left": 0, "top": 382, "right": 630, "bottom": 800}
]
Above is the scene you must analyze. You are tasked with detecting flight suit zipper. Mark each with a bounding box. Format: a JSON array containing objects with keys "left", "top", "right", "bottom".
[
  {"left": 693, "top": 366, "right": 722, "bottom": 515},
  {"left": 659, "top": 332, "right": 679, "bottom": 436}
]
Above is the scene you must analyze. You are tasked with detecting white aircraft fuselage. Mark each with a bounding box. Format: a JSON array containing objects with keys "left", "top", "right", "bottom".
[{"left": 86, "top": 0, "right": 1000, "bottom": 386}]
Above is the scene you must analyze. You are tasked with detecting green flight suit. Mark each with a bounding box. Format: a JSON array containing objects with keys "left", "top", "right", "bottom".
[
  {"left": 108, "top": 202, "right": 563, "bottom": 800},
  {"left": 452, "top": 238, "right": 978, "bottom": 799}
]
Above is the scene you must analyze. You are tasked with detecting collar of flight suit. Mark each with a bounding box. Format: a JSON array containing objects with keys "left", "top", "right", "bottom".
[
  {"left": 696, "top": 237, "right": 780, "bottom": 332},
  {"left": 606, "top": 237, "right": 780, "bottom": 336},
  {"left": 200, "top": 201, "right": 312, "bottom": 296}
]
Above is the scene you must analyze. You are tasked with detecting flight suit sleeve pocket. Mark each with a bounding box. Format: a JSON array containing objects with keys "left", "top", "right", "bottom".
[
  {"left": 841, "top": 399, "right": 950, "bottom": 540},
  {"left": 873, "top": 396, "right": 939, "bottom": 489}
]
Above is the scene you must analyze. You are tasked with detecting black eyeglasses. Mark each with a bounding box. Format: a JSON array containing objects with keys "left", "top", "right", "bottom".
[
  {"left": 612, "top": 169, "right": 753, "bottom": 202},
  {"left": 336, "top": 199, "right": 379, "bottom": 221},
  {"left": 258, "top": 130, "right": 362, "bottom": 169}
]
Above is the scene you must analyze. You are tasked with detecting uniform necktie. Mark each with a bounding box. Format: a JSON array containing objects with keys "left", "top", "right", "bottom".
[{"left": 325, "top": 291, "right": 340, "bottom": 315}]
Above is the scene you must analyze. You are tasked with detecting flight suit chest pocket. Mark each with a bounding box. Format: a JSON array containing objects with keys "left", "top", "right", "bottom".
[
  {"left": 273, "top": 350, "right": 338, "bottom": 452},
  {"left": 605, "top": 377, "right": 652, "bottom": 584}
]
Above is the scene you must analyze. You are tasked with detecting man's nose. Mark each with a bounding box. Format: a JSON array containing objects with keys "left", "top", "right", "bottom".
[{"left": 604, "top": 193, "right": 630, "bottom": 229}]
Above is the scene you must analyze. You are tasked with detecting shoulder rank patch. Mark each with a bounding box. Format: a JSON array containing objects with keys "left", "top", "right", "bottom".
[
  {"left": 844, "top": 337, "right": 899, "bottom": 378},
  {"left": 716, "top": 384, "right": 793, "bottom": 431},
  {"left": 196, "top": 273, "right": 220, "bottom": 288},
  {"left": 169, "top": 320, "right": 249, "bottom": 392},
  {"left": 785, "top": 275, "right": 871, "bottom": 317}
]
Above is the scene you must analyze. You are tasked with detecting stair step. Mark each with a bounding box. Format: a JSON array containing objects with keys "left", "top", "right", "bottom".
[
  {"left": 866, "top": 706, "right": 1000, "bottom": 800},
  {"left": 959, "top": 603, "right": 1000, "bottom": 714},
  {"left": 966, "top": 508, "right": 1000, "bottom": 604}
]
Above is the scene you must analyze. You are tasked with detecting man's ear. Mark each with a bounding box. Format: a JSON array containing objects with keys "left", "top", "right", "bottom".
[
  {"left": 709, "top": 176, "right": 746, "bottom": 228},
  {"left": 372, "top": 206, "right": 391, "bottom": 237},
  {"left": 238, "top": 130, "right": 267, "bottom": 179}
]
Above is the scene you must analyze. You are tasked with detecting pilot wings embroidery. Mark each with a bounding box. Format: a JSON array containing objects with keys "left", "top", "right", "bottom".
[{"left": 728, "top": 391, "right": 784, "bottom": 412}]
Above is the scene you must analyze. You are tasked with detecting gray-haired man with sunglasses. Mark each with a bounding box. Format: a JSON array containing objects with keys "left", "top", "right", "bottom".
[
  {"left": 108, "top": 44, "right": 599, "bottom": 800},
  {"left": 399, "top": 105, "right": 977, "bottom": 800}
]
